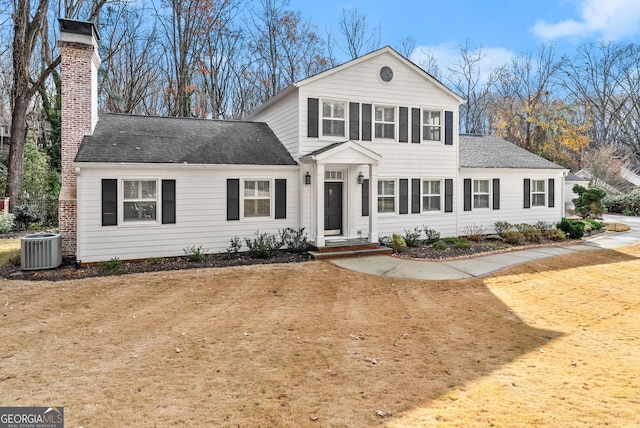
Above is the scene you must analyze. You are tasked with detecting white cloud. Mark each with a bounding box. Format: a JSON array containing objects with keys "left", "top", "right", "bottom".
[
  {"left": 410, "top": 43, "right": 514, "bottom": 84},
  {"left": 532, "top": 0, "right": 640, "bottom": 41}
]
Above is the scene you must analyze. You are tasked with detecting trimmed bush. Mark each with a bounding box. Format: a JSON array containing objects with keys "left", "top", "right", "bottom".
[
  {"left": 423, "top": 227, "right": 440, "bottom": 244},
  {"left": 573, "top": 185, "right": 606, "bottom": 219},
  {"left": 545, "top": 229, "right": 566, "bottom": 241},
  {"left": 442, "top": 237, "right": 471, "bottom": 249},
  {"left": 557, "top": 218, "right": 585, "bottom": 239},
  {"left": 501, "top": 231, "right": 526, "bottom": 245},
  {"left": 389, "top": 233, "right": 407, "bottom": 252},
  {"left": 522, "top": 226, "right": 542, "bottom": 244},
  {"left": 604, "top": 189, "right": 640, "bottom": 216},
  {"left": 280, "top": 227, "right": 308, "bottom": 253},
  {"left": 245, "top": 232, "right": 283, "bottom": 258},
  {"left": 403, "top": 227, "right": 422, "bottom": 247}
]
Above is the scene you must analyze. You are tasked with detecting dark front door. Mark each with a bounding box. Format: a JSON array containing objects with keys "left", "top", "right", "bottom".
[{"left": 324, "top": 182, "right": 343, "bottom": 235}]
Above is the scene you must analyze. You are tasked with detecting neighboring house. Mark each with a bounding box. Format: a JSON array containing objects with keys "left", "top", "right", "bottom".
[
  {"left": 59, "top": 19, "right": 568, "bottom": 263},
  {"left": 0, "top": 115, "right": 9, "bottom": 148},
  {"left": 565, "top": 172, "right": 590, "bottom": 215}
]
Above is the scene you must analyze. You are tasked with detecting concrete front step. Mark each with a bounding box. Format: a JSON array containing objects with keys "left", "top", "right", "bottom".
[{"left": 309, "top": 246, "right": 393, "bottom": 260}]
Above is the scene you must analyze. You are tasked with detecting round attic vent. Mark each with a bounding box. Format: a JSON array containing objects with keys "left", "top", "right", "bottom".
[{"left": 379, "top": 66, "right": 393, "bottom": 82}]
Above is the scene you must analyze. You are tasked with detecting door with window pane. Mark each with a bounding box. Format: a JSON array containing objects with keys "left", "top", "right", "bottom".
[{"left": 324, "top": 182, "right": 342, "bottom": 236}]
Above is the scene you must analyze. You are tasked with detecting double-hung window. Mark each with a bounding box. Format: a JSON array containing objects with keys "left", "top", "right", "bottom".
[
  {"left": 422, "top": 180, "right": 441, "bottom": 211},
  {"left": 531, "top": 180, "right": 546, "bottom": 206},
  {"left": 378, "top": 180, "right": 395, "bottom": 213},
  {"left": 473, "top": 179, "right": 490, "bottom": 209},
  {"left": 123, "top": 180, "right": 157, "bottom": 222},
  {"left": 423, "top": 110, "right": 441, "bottom": 141},
  {"left": 244, "top": 180, "right": 270, "bottom": 217},
  {"left": 322, "top": 101, "right": 346, "bottom": 137},
  {"left": 375, "top": 106, "right": 395, "bottom": 139}
]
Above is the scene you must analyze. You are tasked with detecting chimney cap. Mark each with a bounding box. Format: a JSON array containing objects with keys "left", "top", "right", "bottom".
[{"left": 58, "top": 18, "right": 100, "bottom": 41}]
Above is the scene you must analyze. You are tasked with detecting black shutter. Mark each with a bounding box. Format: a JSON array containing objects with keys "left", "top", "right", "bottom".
[
  {"left": 399, "top": 179, "right": 408, "bottom": 214},
  {"left": 101, "top": 179, "right": 117, "bottom": 226},
  {"left": 464, "top": 178, "right": 472, "bottom": 211},
  {"left": 523, "top": 178, "right": 531, "bottom": 209},
  {"left": 362, "top": 179, "right": 369, "bottom": 216},
  {"left": 275, "top": 179, "right": 286, "bottom": 219},
  {"left": 227, "top": 179, "right": 240, "bottom": 220},
  {"left": 362, "top": 103, "right": 372, "bottom": 141},
  {"left": 399, "top": 107, "right": 408, "bottom": 142},
  {"left": 411, "top": 178, "right": 420, "bottom": 213},
  {"left": 349, "top": 102, "right": 360, "bottom": 140},
  {"left": 492, "top": 178, "right": 500, "bottom": 210},
  {"left": 162, "top": 180, "right": 176, "bottom": 224},
  {"left": 308, "top": 98, "right": 319, "bottom": 138},
  {"left": 548, "top": 178, "right": 555, "bottom": 207},
  {"left": 445, "top": 179, "right": 453, "bottom": 213},
  {"left": 444, "top": 110, "right": 453, "bottom": 145},
  {"left": 411, "top": 108, "right": 420, "bottom": 143}
]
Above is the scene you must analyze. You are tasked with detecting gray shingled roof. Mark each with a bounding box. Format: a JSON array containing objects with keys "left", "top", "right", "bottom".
[
  {"left": 75, "top": 113, "right": 297, "bottom": 165},
  {"left": 459, "top": 134, "right": 565, "bottom": 169}
]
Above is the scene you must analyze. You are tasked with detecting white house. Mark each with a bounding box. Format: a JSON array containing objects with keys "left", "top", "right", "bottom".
[{"left": 58, "top": 19, "right": 568, "bottom": 264}]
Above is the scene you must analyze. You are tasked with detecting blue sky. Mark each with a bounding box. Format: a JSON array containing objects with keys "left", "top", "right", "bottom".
[{"left": 289, "top": 0, "right": 640, "bottom": 73}]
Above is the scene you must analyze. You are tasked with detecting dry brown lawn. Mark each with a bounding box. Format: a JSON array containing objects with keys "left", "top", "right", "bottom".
[{"left": 1, "top": 241, "right": 639, "bottom": 427}]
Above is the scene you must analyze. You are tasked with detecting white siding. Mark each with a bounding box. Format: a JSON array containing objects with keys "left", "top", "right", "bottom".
[
  {"left": 458, "top": 168, "right": 566, "bottom": 235},
  {"left": 77, "top": 164, "right": 299, "bottom": 263},
  {"left": 249, "top": 91, "right": 300, "bottom": 159}
]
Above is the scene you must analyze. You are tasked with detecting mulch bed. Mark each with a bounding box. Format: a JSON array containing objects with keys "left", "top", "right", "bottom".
[{"left": 0, "top": 226, "right": 618, "bottom": 281}]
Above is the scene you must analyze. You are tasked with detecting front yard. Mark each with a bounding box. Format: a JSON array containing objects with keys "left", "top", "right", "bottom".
[{"left": 1, "top": 241, "right": 639, "bottom": 426}]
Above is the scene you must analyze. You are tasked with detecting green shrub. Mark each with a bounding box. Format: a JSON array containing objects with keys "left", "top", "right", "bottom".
[
  {"left": 245, "top": 232, "right": 282, "bottom": 258},
  {"left": 501, "top": 231, "right": 526, "bottom": 245},
  {"left": 0, "top": 212, "right": 14, "bottom": 234},
  {"left": 463, "top": 224, "right": 486, "bottom": 241},
  {"left": 99, "top": 257, "right": 124, "bottom": 275},
  {"left": 184, "top": 244, "right": 206, "bottom": 262},
  {"left": 14, "top": 205, "right": 41, "bottom": 229},
  {"left": 583, "top": 218, "right": 604, "bottom": 230},
  {"left": 431, "top": 241, "right": 447, "bottom": 251},
  {"left": 573, "top": 185, "right": 606, "bottom": 219},
  {"left": 389, "top": 233, "right": 407, "bottom": 252},
  {"left": 403, "top": 227, "right": 422, "bottom": 247},
  {"left": 494, "top": 221, "right": 512, "bottom": 235},
  {"left": 522, "top": 226, "right": 542, "bottom": 244},
  {"left": 557, "top": 218, "right": 585, "bottom": 239},
  {"left": 280, "top": 227, "right": 308, "bottom": 253},
  {"left": 442, "top": 237, "right": 471, "bottom": 249},
  {"left": 545, "top": 229, "right": 566, "bottom": 241},
  {"left": 223, "top": 236, "right": 242, "bottom": 260},
  {"left": 535, "top": 220, "right": 555, "bottom": 233},
  {"left": 604, "top": 189, "right": 640, "bottom": 216},
  {"left": 423, "top": 227, "right": 440, "bottom": 244}
]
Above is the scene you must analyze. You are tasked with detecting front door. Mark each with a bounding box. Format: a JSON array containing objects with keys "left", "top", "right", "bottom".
[{"left": 324, "top": 182, "right": 343, "bottom": 236}]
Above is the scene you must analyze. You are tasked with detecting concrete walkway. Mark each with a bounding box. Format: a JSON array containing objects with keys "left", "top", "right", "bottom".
[{"left": 330, "top": 214, "right": 640, "bottom": 280}]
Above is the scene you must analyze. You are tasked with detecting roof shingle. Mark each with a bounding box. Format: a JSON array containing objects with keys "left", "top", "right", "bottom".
[
  {"left": 459, "top": 134, "right": 565, "bottom": 170},
  {"left": 75, "top": 113, "right": 297, "bottom": 166}
]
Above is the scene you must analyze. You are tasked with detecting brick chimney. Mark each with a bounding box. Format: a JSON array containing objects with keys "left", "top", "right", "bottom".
[{"left": 58, "top": 19, "right": 100, "bottom": 258}]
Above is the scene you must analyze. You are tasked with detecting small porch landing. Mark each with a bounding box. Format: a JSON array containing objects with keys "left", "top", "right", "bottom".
[{"left": 308, "top": 238, "right": 392, "bottom": 260}]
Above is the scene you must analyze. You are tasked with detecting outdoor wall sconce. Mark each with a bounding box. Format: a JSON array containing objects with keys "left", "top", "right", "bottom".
[
  {"left": 305, "top": 171, "right": 311, "bottom": 185},
  {"left": 357, "top": 171, "right": 364, "bottom": 184}
]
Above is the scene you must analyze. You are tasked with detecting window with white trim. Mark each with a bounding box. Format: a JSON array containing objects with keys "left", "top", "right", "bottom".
[
  {"left": 422, "top": 180, "right": 441, "bottom": 211},
  {"left": 123, "top": 180, "right": 157, "bottom": 222},
  {"left": 244, "top": 180, "right": 271, "bottom": 217},
  {"left": 532, "top": 179, "right": 546, "bottom": 206},
  {"left": 473, "top": 179, "right": 490, "bottom": 209},
  {"left": 375, "top": 106, "right": 395, "bottom": 139},
  {"left": 378, "top": 180, "right": 395, "bottom": 213},
  {"left": 423, "top": 110, "right": 442, "bottom": 141},
  {"left": 322, "top": 101, "right": 346, "bottom": 137}
]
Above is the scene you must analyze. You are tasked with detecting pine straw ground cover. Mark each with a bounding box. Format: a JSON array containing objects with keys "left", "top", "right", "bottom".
[{"left": 0, "top": 237, "right": 639, "bottom": 427}]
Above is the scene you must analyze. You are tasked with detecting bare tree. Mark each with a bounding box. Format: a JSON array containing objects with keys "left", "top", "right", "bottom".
[
  {"left": 446, "top": 40, "right": 495, "bottom": 134},
  {"left": 6, "top": 0, "right": 106, "bottom": 202},
  {"left": 395, "top": 36, "right": 416, "bottom": 58},
  {"left": 416, "top": 48, "right": 442, "bottom": 81},
  {"left": 336, "top": 7, "right": 380, "bottom": 60},
  {"left": 99, "top": 4, "right": 162, "bottom": 115}
]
